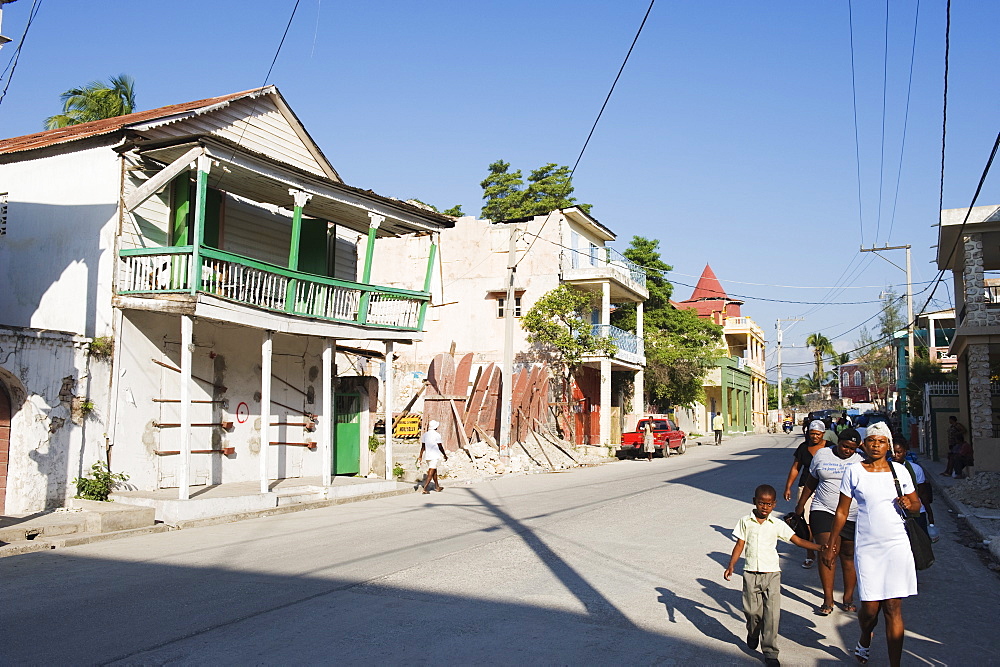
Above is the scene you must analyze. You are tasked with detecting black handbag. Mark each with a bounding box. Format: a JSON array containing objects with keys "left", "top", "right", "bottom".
[
  {"left": 888, "top": 462, "right": 935, "bottom": 570},
  {"left": 782, "top": 511, "right": 810, "bottom": 540}
]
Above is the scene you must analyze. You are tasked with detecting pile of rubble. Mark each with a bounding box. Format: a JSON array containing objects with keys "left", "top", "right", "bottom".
[
  {"left": 440, "top": 432, "right": 607, "bottom": 480},
  {"left": 948, "top": 471, "right": 1000, "bottom": 510}
]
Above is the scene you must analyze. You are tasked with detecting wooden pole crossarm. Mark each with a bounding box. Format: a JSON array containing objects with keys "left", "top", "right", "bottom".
[
  {"left": 270, "top": 399, "right": 316, "bottom": 419},
  {"left": 154, "top": 421, "right": 234, "bottom": 430},
  {"left": 152, "top": 359, "right": 227, "bottom": 391},
  {"left": 155, "top": 447, "right": 236, "bottom": 456}
]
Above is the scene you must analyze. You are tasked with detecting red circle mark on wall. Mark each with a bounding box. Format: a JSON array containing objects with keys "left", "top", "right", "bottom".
[{"left": 237, "top": 402, "right": 250, "bottom": 423}]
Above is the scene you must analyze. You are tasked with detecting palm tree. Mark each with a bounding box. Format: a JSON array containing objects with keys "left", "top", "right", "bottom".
[
  {"left": 45, "top": 74, "right": 136, "bottom": 129},
  {"left": 805, "top": 333, "right": 835, "bottom": 380}
]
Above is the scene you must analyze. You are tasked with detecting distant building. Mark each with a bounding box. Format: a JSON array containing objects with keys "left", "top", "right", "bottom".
[
  {"left": 676, "top": 265, "right": 767, "bottom": 434},
  {"left": 372, "top": 208, "right": 648, "bottom": 447}
]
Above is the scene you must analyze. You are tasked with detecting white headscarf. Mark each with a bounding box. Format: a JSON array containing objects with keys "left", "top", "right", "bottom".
[
  {"left": 428, "top": 420, "right": 440, "bottom": 431},
  {"left": 865, "top": 421, "right": 892, "bottom": 440},
  {"left": 808, "top": 420, "right": 826, "bottom": 433}
]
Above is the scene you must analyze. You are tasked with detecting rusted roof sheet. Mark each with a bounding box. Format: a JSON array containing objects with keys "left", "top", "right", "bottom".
[{"left": 0, "top": 87, "right": 271, "bottom": 155}]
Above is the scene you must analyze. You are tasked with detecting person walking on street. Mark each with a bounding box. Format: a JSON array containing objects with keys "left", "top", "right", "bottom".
[
  {"left": 823, "top": 421, "right": 920, "bottom": 667},
  {"left": 643, "top": 417, "right": 656, "bottom": 461},
  {"left": 795, "top": 428, "right": 863, "bottom": 615},
  {"left": 783, "top": 420, "right": 828, "bottom": 569},
  {"left": 942, "top": 416, "right": 967, "bottom": 476},
  {"left": 713, "top": 412, "right": 725, "bottom": 446},
  {"left": 724, "top": 484, "right": 822, "bottom": 666},
  {"left": 418, "top": 420, "right": 448, "bottom": 494}
]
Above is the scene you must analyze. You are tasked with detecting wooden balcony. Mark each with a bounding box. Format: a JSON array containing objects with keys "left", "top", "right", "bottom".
[{"left": 118, "top": 246, "right": 429, "bottom": 331}]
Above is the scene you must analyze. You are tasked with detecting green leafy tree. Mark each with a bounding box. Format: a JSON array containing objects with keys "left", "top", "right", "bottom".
[
  {"left": 523, "top": 163, "right": 591, "bottom": 216},
  {"left": 610, "top": 236, "right": 722, "bottom": 410},
  {"left": 480, "top": 159, "right": 591, "bottom": 220},
  {"left": 853, "top": 292, "right": 906, "bottom": 410},
  {"left": 480, "top": 160, "right": 527, "bottom": 222},
  {"left": 442, "top": 204, "right": 464, "bottom": 217},
  {"left": 45, "top": 74, "right": 136, "bottom": 129},
  {"left": 805, "top": 333, "right": 835, "bottom": 380}
]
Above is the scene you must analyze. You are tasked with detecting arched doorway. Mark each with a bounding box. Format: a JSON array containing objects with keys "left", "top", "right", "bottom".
[{"left": 0, "top": 382, "right": 10, "bottom": 515}]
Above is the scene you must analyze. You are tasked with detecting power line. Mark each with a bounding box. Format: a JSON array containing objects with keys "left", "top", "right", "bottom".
[
  {"left": 516, "top": 0, "right": 655, "bottom": 267},
  {"left": 874, "top": 0, "right": 890, "bottom": 243},
  {"left": 0, "top": 0, "right": 42, "bottom": 109},
  {"left": 847, "top": 0, "right": 865, "bottom": 244},
  {"left": 570, "top": 0, "right": 655, "bottom": 177},
  {"left": 214, "top": 0, "right": 301, "bottom": 188},
  {"left": 885, "top": 0, "right": 920, "bottom": 242}
]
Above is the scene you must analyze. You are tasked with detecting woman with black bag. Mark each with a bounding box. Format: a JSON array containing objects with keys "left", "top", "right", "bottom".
[{"left": 823, "top": 421, "right": 921, "bottom": 667}]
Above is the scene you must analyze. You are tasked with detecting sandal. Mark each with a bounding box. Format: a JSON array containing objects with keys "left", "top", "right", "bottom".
[
  {"left": 421, "top": 489, "right": 430, "bottom": 494},
  {"left": 853, "top": 642, "right": 870, "bottom": 664},
  {"left": 842, "top": 602, "right": 857, "bottom": 612},
  {"left": 801, "top": 558, "right": 815, "bottom": 569},
  {"left": 817, "top": 604, "right": 834, "bottom": 616}
]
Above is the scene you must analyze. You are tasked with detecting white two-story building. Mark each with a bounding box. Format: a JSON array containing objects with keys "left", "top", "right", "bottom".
[{"left": 0, "top": 86, "right": 452, "bottom": 514}]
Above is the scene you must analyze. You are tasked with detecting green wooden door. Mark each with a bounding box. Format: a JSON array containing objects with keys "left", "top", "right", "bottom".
[{"left": 334, "top": 393, "right": 361, "bottom": 475}]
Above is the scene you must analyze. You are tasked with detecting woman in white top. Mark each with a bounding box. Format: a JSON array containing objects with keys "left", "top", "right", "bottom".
[
  {"left": 418, "top": 420, "right": 448, "bottom": 494},
  {"left": 823, "top": 422, "right": 920, "bottom": 667},
  {"left": 795, "top": 427, "right": 863, "bottom": 615}
]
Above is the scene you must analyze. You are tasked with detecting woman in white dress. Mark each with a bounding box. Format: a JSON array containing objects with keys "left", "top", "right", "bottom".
[{"left": 822, "top": 421, "right": 920, "bottom": 667}]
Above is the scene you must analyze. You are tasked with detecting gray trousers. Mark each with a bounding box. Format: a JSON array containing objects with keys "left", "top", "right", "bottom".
[{"left": 742, "top": 571, "right": 781, "bottom": 658}]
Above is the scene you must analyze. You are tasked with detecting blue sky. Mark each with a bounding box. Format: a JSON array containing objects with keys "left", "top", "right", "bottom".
[{"left": 2, "top": 0, "right": 998, "bottom": 378}]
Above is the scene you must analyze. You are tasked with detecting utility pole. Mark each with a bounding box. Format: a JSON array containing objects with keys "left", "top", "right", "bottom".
[
  {"left": 775, "top": 318, "right": 803, "bottom": 413},
  {"left": 498, "top": 224, "right": 519, "bottom": 462},
  {"left": 860, "top": 244, "right": 913, "bottom": 430}
]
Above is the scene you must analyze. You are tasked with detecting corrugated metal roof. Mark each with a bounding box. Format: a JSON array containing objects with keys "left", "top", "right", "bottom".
[{"left": 0, "top": 87, "right": 272, "bottom": 155}]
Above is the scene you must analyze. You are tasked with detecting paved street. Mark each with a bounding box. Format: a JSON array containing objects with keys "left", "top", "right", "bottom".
[{"left": 2, "top": 433, "right": 997, "bottom": 665}]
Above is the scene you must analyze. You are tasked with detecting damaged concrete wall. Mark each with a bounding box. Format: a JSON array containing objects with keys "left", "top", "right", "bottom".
[
  {"left": 0, "top": 145, "right": 120, "bottom": 339},
  {"left": 114, "top": 312, "right": 346, "bottom": 490},
  {"left": 0, "top": 327, "right": 111, "bottom": 513}
]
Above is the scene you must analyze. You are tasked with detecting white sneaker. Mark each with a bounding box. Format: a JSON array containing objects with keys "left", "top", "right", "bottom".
[{"left": 952, "top": 472, "right": 960, "bottom": 479}]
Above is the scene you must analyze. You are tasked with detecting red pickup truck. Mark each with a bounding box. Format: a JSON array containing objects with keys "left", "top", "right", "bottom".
[{"left": 619, "top": 417, "right": 687, "bottom": 458}]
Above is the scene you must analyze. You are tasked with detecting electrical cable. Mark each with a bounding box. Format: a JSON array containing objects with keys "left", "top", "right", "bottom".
[
  {"left": 886, "top": 0, "right": 920, "bottom": 243},
  {"left": 874, "top": 0, "right": 890, "bottom": 243},
  {"left": 0, "top": 0, "right": 42, "bottom": 109},
  {"left": 847, "top": 0, "right": 865, "bottom": 245},
  {"left": 213, "top": 0, "right": 301, "bottom": 188},
  {"left": 514, "top": 0, "right": 654, "bottom": 267}
]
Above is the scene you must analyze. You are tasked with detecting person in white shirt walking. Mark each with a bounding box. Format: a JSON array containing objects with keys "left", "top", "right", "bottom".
[
  {"left": 418, "top": 420, "right": 448, "bottom": 494},
  {"left": 712, "top": 412, "right": 725, "bottom": 445}
]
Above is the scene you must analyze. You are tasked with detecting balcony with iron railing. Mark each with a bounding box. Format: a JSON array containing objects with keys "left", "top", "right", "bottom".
[
  {"left": 117, "top": 246, "right": 429, "bottom": 331},
  {"left": 587, "top": 324, "right": 645, "bottom": 366},
  {"left": 563, "top": 247, "right": 648, "bottom": 301}
]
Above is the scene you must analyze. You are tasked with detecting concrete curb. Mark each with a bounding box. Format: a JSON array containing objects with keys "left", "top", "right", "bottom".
[
  {"left": 927, "top": 470, "right": 1000, "bottom": 565},
  {"left": 168, "top": 487, "right": 415, "bottom": 530}
]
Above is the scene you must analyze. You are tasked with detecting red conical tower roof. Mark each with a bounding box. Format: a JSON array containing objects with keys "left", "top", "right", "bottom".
[
  {"left": 678, "top": 264, "right": 742, "bottom": 321},
  {"left": 688, "top": 264, "right": 727, "bottom": 301}
]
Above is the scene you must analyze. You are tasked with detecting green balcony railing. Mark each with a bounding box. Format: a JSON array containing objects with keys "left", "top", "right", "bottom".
[{"left": 118, "top": 246, "right": 429, "bottom": 331}]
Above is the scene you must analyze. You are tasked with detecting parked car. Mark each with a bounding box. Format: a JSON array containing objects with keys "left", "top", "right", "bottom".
[{"left": 619, "top": 418, "right": 687, "bottom": 458}]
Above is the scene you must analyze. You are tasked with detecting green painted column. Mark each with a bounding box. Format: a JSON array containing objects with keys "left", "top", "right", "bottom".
[
  {"left": 417, "top": 233, "right": 437, "bottom": 330},
  {"left": 358, "top": 212, "right": 384, "bottom": 324},
  {"left": 190, "top": 155, "right": 211, "bottom": 295},
  {"left": 285, "top": 190, "right": 313, "bottom": 312}
]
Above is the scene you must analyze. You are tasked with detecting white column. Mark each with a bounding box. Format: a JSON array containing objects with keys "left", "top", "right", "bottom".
[
  {"left": 384, "top": 341, "right": 395, "bottom": 480},
  {"left": 321, "top": 338, "right": 333, "bottom": 487},
  {"left": 600, "top": 282, "right": 612, "bottom": 445},
  {"left": 260, "top": 331, "right": 273, "bottom": 494},
  {"left": 178, "top": 315, "right": 193, "bottom": 501},
  {"left": 634, "top": 300, "right": 645, "bottom": 415}
]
